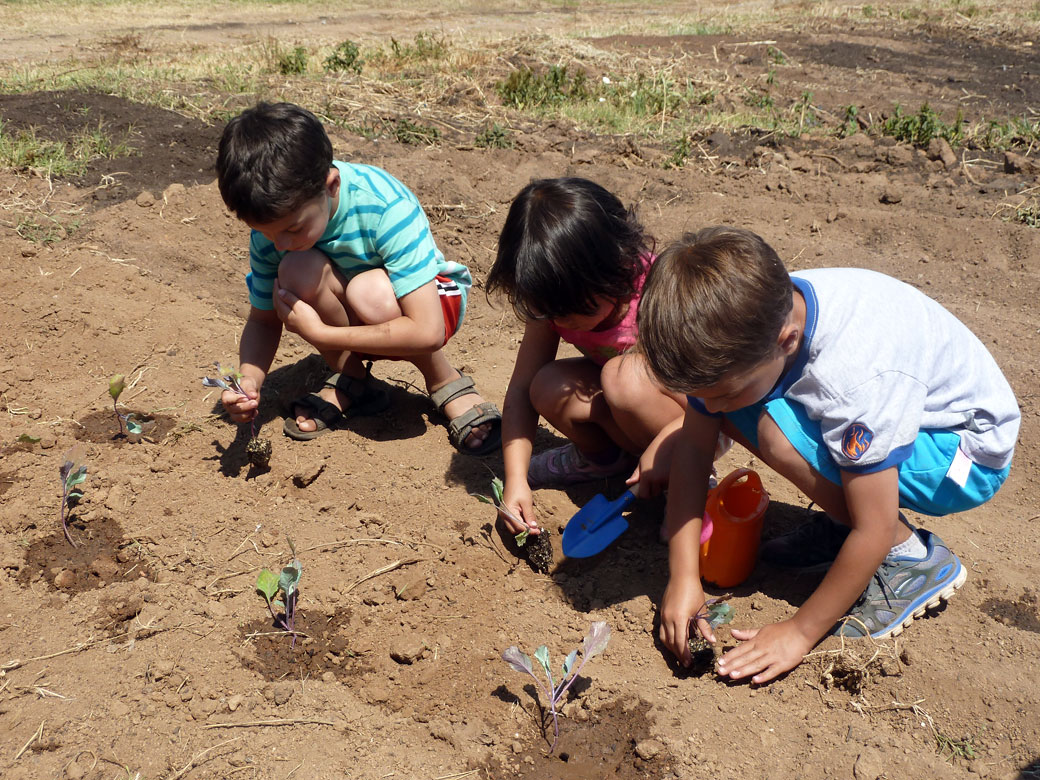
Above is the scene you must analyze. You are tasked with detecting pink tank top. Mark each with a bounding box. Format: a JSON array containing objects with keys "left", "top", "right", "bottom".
[{"left": 550, "top": 254, "right": 654, "bottom": 366}]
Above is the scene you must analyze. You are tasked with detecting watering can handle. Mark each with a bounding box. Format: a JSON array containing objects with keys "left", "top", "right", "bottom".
[{"left": 716, "top": 467, "right": 761, "bottom": 493}]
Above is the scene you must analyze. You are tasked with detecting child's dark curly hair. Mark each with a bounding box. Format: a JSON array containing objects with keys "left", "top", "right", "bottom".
[
  {"left": 216, "top": 102, "right": 333, "bottom": 225},
  {"left": 486, "top": 178, "right": 651, "bottom": 321}
]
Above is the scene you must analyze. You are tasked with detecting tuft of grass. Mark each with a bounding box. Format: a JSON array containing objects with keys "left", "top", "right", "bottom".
[
  {"left": 324, "top": 40, "right": 363, "bottom": 74},
  {"left": 392, "top": 118, "right": 439, "bottom": 146},
  {"left": 879, "top": 103, "right": 964, "bottom": 147},
  {"left": 475, "top": 122, "right": 513, "bottom": 149},
  {"left": 277, "top": 45, "right": 309, "bottom": 75},
  {"left": 0, "top": 119, "right": 136, "bottom": 177},
  {"left": 497, "top": 65, "right": 591, "bottom": 110},
  {"left": 389, "top": 31, "right": 449, "bottom": 62}
]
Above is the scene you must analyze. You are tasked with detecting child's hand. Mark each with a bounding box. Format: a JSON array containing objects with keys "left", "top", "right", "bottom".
[
  {"left": 272, "top": 280, "right": 325, "bottom": 344},
  {"left": 659, "top": 574, "right": 711, "bottom": 667},
  {"left": 501, "top": 480, "right": 539, "bottom": 536},
  {"left": 716, "top": 620, "right": 814, "bottom": 684},
  {"left": 222, "top": 375, "right": 259, "bottom": 423},
  {"left": 626, "top": 448, "right": 669, "bottom": 498}
]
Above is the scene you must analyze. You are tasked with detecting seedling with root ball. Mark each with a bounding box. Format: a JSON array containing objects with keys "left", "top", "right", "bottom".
[
  {"left": 202, "top": 362, "right": 272, "bottom": 468},
  {"left": 474, "top": 474, "right": 553, "bottom": 572},
  {"left": 688, "top": 596, "right": 735, "bottom": 674},
  {"left": 255, "top": 537, "right": 302, "bottom": 648},
  {"left": 501, "top": 621, "right": 611, "bottom": 752},
  {"left": 58, "top": 445, "right": 88, "bottom": 546},
  {"left": 108, "top": 374, "right": 143, "bottom": 437}
]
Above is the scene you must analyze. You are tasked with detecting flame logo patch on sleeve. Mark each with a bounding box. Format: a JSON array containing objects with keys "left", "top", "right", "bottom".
[{"left": 841, "top": 422, "right": 874, "bottom": 460}]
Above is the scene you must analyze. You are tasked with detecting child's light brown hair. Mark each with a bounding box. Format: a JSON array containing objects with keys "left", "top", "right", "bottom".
[{"left": 636, "top": 226, "right": 793, "bottom": 393}]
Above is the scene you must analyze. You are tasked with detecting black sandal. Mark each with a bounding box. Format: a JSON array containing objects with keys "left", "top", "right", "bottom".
[{"left": 282, "top": 370, "right": 390, "bottom": 441}]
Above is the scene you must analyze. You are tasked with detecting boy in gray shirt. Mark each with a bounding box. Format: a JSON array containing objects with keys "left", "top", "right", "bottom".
[{"left": 633, "top": 227, "right": 1019, "bottom": 683}]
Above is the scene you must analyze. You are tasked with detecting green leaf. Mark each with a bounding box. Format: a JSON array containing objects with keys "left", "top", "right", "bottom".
[
  {"left": 125, "top": 416, "right": 143, "bottom": 435},
  {"left": 583, "top": 621, "right": 611, "bottom": 660},
  {"left": 490, "top": 476, "right": 505, "bottom": 504},
  {"left": 17, "top": 433, "right": 39, "bottom": 444},
  {"left": 256, "top": 568, "right": 279, "bottom": 602},
  {"left": 514, "top": 529, "right": 529, "bottom": 547},
  {"left": 109, "top": 374, "right": 126, "bottom": 400},
  {"left": 706, "top": 602, "right": 734, "bottom": 629},
  {"left": 561, "top": 649, "right": 578, "bottom": 679},
  {"left": 279, "top": 561, "right": 301, "bottom": 598},
  {"left": 534, "top": 645, "right": 552, "bottom": 680},
  {"left": 473, "top": 493, "right": 494, "bottom": 505},
  {"left": 64, "top": 465, "right": 87, "bottom": 492}
]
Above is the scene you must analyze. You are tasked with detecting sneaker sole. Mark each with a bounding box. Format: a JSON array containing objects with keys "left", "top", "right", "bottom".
[{"left": 869, "top": 559, "right": 967, "bottom": 640}]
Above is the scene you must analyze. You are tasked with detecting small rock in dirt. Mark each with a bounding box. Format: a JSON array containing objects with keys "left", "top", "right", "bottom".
[
  {"left": 54, "top": 569, "right": 77, "bottom": 589},
  {"left": 14, "top": 366, "right": 32, "bottom": 382},
  {"left": 227, "top": 694, "right": 243, "bottom": 712},
  {"left": 899, "top": 647, "right": 912, "bottom": 665},
  {"left": 927, "top": 137, "right": 958, "bottom": 168},
  {"left": 390, "top": 637, "right": 426, "bottom": 664},
  {"left": 270, "top": 682, "right": 293, "bottom": 705},
  {"left": 853, "top": 747, "right": 884, "bottom": 779},
  {"left": 635, "top": 738, "right": 664, "bottom": 760},
  {"left": 291, "top": 459, "right": 324, "bottom": 487},
  {"left": 136, "top": 191, "right": 155, "bottom": 207},
  {"left": 364, "top": 681, "right": 392, "bottom": 704},
  {"left": 1004, "top": 151, "right": 1040, "bottom": 175},
  {"left": 394, "top": 576, "right": 427, "bottom": 601},
  {"left": 204, "top": 601, "right": 228, "bottom": 619},
  {"left": 879, "top": 186, "right": 903, "bottom": 205},
  {"left": 91, "top": 555, "right": 121, "bottom": 581},
  {"left": 39, "top": 436, "right": 55, "bottom": 449},
  {"left": 28, "top": 408, "right": 42, "bottom": 419},
  {"left": 321, "top": 671, "right": 336, "bottom": 683}
]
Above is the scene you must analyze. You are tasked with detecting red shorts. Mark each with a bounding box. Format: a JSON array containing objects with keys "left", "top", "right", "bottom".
[{"left": 436, "top": 274, "right": 464, "bottom": 344}]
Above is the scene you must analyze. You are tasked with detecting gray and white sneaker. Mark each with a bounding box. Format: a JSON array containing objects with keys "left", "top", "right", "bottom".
[{"left": 835, "top": 529, "right": 966, "bottom": 639}]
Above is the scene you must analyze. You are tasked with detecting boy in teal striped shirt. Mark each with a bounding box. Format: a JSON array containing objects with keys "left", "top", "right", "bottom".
[{"left": 215, "top": 102, "right": 500, "bottom": 453}]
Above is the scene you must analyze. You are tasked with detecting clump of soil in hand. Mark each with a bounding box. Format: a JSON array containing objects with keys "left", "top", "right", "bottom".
[
  {"left": 688, "top": 635, "right": 717, "bottom": 675},
  {"left": 526, "top": 529, "right": 554, "bottom": 573},
  {"left": 246, "top": 437, "right": 272, "bottom": 469}
]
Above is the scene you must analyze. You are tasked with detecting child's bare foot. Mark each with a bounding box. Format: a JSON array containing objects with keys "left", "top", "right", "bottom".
[{"left": 283, "top": 371, "right": 389, "bottom": 440}]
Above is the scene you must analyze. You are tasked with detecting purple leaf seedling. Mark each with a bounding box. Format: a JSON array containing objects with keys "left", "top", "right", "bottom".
[
  {"left": 202, "top": 362, "right": 271, "bottom": 468},
  {"left": 688, "top": 596, "right": 735, "bottom": 675},
  {"left": 474, "top": 476, "right": 553, "bottom": 572},
  {"left": 256, "top": 536, "right": 302, "bottom": 648},
  {"left": 108, "top": 374, "right": 143, "bottom": 437},
  {"left": 58, "top": 445, "right": 88, "bottom": 547},
  {"left": 501, "top": 621, "right": 611, "bottom": 752}
]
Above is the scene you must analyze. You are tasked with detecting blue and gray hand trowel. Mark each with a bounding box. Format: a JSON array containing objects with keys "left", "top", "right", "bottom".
[{"left": 561, "top": 489, "right": 636, "bottom": 558}]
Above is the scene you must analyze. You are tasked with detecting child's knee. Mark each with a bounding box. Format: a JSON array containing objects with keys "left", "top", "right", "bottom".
[
  {"left": 600, "top": 354, "right": 650, "bottom": 411},
  {"left": 277, "top": 249, "right": 333, "bottom": 300},
  {"left": 529, "top": 363, "right": 568, "bottom": 416},
  {"left": 344, "top": 269, "right": 399, "bottom": 324}
]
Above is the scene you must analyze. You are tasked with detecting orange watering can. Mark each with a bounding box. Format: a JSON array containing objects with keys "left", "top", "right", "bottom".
[{"left": 699, "top": 468, "right": 770, "bottom": 588}]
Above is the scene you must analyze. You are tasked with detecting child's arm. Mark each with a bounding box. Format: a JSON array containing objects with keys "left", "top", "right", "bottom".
[
  {"left": 273, "top": 278, "right": 446, "bottom": 356},
  {"left": 500, "top": 320, "right": 561, "bottom": 535},
  {"left": 658, "top": 407, "right": 723, "bottom": 666},
  {"left": 717, "top": 467, "right": 900, "bottom": 684},
  {"left": 223, "top": 307, "right": 282, "bottom": 423},
  {"left": 627, "top": 414, "right": 685, "bottom": 499}
]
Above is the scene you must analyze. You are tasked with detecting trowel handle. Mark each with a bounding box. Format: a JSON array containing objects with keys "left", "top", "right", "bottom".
[{"left": 613, "top": 489, "right": 637, "bottom": 510}]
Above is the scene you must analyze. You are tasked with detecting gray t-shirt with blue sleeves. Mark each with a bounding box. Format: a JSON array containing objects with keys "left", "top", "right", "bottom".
[
  {"left": 784, "top": 268, "right": 1019, "bottom": 472},
  {"left": 245, "top": 160, "right": 472, "bottom": 314}
]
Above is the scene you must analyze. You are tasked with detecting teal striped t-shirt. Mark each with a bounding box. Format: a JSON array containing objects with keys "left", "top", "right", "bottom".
[{"left": 245, "top": 161, "right": 472, "bottom": 319}]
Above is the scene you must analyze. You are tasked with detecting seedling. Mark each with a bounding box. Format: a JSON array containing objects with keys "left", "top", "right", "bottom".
[
  {"left": 256, "top": 536, "right": 302, "bottom": 648},
  {"left": 688, "top": 596, "right": 735, "bottom": 674},
  {"left": 473, "top": 476, "right": 553, "bottom": 572},
  {"left": 202, "top": 362, "right": 271, "bottom": 468},
  {"left": 108, "top": 374, "right": 143, "bottom": 437},
  {"left": 502, "top": 622, "right": 611, "bottom": 753},
  {"left": 58, "top": 445, "right": 88, "bottom": 547}
]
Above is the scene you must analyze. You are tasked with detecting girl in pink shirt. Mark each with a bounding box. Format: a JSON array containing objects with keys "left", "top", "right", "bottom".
[{"left": 487, "top": 178, "right": 703, "bottom": 539}]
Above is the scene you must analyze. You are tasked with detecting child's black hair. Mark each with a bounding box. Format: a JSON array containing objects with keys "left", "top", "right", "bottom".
[
  {"left": 215, "top": 102, "right": 333, "bottom": 225},
  {"left": 486, "top": 177, "right": 651, "bottom": 320}
]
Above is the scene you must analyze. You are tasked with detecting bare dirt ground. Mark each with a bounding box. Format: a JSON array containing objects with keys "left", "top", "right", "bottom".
[{"left": 1, "top": 4, "right": 1039, "bottom": 779}]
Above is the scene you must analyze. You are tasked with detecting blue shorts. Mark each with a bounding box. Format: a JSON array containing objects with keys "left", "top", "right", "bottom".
[{"left": 726, "top": 398, "right": 1009, "bottom": 517}]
